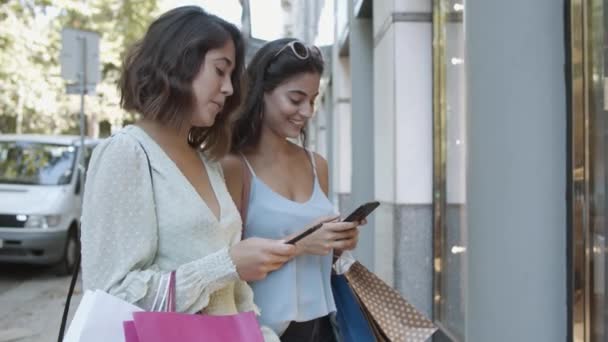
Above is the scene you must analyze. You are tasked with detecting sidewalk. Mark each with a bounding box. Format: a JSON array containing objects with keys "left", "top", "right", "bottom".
[{"left": 0, "top": 274, "right": 81, "bottom": 342}]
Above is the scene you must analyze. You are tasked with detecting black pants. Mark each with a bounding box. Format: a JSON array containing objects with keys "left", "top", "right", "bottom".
[{"left": 280, "top": 315, "right": 336, "bottom": 342}]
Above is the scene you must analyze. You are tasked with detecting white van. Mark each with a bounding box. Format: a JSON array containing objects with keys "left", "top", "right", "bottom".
[{"left": 0, "top": 134, "right": 98, "bottom": 274}]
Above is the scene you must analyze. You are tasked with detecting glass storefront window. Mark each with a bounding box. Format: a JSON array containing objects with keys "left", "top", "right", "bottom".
[
  {"left": 571, "top": 0, "right": 608, "bottom": 340},
  {"left": 587, "top": 3, "right": 608, "bottom": 340},
  {"left": 433, "top": 0, "right": 466, "bottom": 340}
]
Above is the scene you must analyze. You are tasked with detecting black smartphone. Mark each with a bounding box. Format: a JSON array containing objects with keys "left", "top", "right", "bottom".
[
  {"left": 342, "top": 201, "right": 380, "bottom": 222},
  {"left": 285, "top": 202, "right": 379, "bottom": 245},
  {"left": 285, "top": 222, "right": 324, "bottom": 245}
]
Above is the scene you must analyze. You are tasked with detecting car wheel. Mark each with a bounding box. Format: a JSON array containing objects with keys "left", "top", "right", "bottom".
[{"left": 59, "top": 228, "right": 80, "bottom": 276}]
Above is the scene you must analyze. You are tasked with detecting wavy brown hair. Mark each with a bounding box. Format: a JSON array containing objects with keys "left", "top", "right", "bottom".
[
  {"left": 231, "top": 38, "right": 324, "bottom": 153},
  {"left": 120, "top": 6, "right": 245, "bottom": 159}
]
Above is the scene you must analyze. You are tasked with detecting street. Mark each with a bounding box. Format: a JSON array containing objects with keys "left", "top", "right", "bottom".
[{"left": 0, "top": 264, "right": 81, "bottom": 342}]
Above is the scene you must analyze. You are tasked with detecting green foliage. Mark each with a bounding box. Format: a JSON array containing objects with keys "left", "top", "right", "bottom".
[{"left": 0, "top": 0, "right": 158, "bottom": 134}]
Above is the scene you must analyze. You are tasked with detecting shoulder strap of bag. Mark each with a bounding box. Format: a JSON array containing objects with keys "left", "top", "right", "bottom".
[
  {"left": 239, "top": 155, "right": 252, "bottom": 230},
  {"left": 57, "top": 137, "right": 154, "bottom": 342}
]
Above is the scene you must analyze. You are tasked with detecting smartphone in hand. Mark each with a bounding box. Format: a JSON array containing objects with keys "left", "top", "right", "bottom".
[
  {"left": 342, "top": 201, "right": 380, "bottom": 222},
  {"left": 285, "top": 222, "right": 324, "bottom": 245},
  {"left": 284, "top": 202, "right": 379, "bottom": 245}
]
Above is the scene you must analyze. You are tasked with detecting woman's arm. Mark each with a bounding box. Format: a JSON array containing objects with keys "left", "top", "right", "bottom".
[
  {"left": 313, "top": 152, "right": 330, "bottom": 197},
  {"left": 220, "top": 154, "right": 246, "bottom": 213}
]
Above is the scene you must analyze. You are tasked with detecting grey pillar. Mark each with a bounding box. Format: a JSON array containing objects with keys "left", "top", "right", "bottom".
[
  {"left": 349, "top": 0, "right": 375, "bottom": 270},
  {"left": 325, "top": 84, "right": 336, "bottom": 200},
  {"left": 465, "top": 0, "right": 567, "bottom": 340}
]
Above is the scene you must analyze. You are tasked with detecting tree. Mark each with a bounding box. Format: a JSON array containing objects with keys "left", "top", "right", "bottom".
[{"left": 0, "top": 0, "right": 157, "bottom": 136}]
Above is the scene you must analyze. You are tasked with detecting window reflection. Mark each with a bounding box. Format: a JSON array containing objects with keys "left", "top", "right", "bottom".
[
  {"left": 0, "top": 142, "right": 76, "bottom": 186},
  {"left": 571, "top": 0, "right": 608, "bottom": 340},
  {"left": 588, "top": 1, "right": 608, "bottom": 339},
  {"left": 434, "top": 0, "right": 467, "bottom": 340}
]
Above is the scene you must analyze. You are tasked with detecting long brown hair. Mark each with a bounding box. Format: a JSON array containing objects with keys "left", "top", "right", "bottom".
[{"left": 231, "top": 38, "right": 324, "bottom": 153}]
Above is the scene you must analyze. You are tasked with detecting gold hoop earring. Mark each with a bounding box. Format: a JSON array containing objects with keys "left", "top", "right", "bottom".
[{"left": 187, "top": 128, "right": 196, "bottom": 145}]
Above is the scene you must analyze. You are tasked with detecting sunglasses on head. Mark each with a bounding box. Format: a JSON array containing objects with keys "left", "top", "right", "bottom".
[{"left": 273, "top": 40, "right": 322, "bottom": 60}]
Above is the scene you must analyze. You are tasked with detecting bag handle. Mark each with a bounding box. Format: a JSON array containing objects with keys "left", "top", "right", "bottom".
[
  {"left": 239, "top": 155, "right": 252, "bottom": 232},
  {"left": 154, "top": 271, "right": 176, "bottom": 313},
  {"left": 151, "top": 273, "right": 170, "bottom": 312},
  {"left": 57, "top": 137, "right": 155, "bottom": 342},
  {"left": 167, "top": 271, "right": 176, "bottom": 312},
  {"left": 57, "top": 252, "right": 80, "bottom": 342}
]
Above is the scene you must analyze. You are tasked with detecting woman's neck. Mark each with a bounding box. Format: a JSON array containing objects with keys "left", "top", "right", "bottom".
[
  {"left": 138, "top": 119, "right": 192, "bottom": 151},
  {"left": 250, "top": 124, "right": 294, "bottom": 161}
]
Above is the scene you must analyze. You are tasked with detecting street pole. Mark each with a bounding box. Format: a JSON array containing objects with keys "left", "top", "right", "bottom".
[
  {"left": 61, "top": 28, "right": 99, "bottom": 195},
  {"left": 78, "top": 36, "right": 87, "bottom": 189}
]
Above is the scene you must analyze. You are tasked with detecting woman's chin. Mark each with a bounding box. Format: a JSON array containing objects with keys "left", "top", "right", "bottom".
[
  {"left": 284, "top": 126, "right": 304, "bottom": 138},
  {"left": 283, "top": 130, "right": 301, "bottom": 139},
  {"left": 191, "top": 112, "right": 217, "bottom": 128}
]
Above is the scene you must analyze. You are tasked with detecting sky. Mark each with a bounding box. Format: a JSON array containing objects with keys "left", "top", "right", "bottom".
[
  {"left": 159, "top": 0, "right": 335, "bottom": 45},
  {"left": 158, "top": 0, "right": 286, "bottom": 41},
  {"left": 39, "top": 0, "right": 333, "bottom": 44}
]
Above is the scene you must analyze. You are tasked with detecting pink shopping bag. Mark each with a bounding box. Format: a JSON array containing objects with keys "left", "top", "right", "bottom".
[
  {"left": 123, "top": 272, "right": 264, "bottom": 342},
  {"left": 123, "top": 321, "right": 140, "bottom": 342},
  {"left": 126, "top": 311, "right": 264, "bottom": 342}
]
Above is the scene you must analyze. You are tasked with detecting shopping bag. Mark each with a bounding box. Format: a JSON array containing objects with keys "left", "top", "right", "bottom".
[
  {"left": 123, "top": 321, "right": 140, "bottom": 342},
  {"left": 126, "top": 311, "right": 264, "bottom": 342},
  {"left": 331, "top": 273, "right": 376, "bottom": 342},
  {"left": 124, "top": 271, "right": 265, "bottom": 342},
  {"left": 344, "top": 262, "right": 437, "bottom": 342},
  {"left": 62, "top": 263, "right": 168, "bottom": 342},
  {"left": 62, "top": 289, "right": 144, "bottom": 342}
]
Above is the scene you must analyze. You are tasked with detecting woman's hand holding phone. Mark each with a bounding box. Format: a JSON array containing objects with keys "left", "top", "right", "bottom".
[
  {"left": 229, "top": 237, "right": 297, "bottom": 281},
  {"left": 284, "top": 201, "right": 379, "bottom": 256},
  {"left": 287, "top": 215, "right": 362, "bottom": 256}
]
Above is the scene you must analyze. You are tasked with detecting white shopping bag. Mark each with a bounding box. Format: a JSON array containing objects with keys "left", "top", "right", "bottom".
[{"left": 62, "top": 290, "right": 144, "bottom": 342}]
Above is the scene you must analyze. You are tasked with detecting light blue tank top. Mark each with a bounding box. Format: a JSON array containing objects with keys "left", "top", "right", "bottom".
[{"left": 241, "top": 152, "right": 337, "bottom": 335}]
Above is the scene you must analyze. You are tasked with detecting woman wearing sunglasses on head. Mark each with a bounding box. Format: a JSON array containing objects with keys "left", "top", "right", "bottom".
[
  {"left": 221, "top": 38, "right": 364, "bottom": 341},
  {"left": 79, "top": 7, "right": 295, "bottom": 341}
]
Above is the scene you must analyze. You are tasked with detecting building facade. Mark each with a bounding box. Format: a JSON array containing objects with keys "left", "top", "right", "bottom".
[{"left": 287, "top": 0, "right": 608, "bottom": 341}]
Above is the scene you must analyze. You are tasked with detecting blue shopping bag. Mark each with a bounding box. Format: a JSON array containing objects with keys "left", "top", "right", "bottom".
[{"left": 331, "top": 274, "right": 376, "bottom": 342}]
